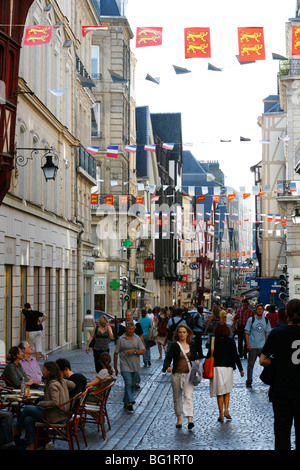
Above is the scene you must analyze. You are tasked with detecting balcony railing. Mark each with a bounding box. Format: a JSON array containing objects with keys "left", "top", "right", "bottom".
[
  {"left": 77, "top": 146, "right": 97, "bottom": 180},
  {"left": 278, "top": 59, "right": 300, "bottom": 77},
  {"left": 276, "top": 180, "right": 300, "bottom": 197}
]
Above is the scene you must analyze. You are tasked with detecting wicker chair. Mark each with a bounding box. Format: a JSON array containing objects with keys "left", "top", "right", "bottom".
[
  {"left": 34, "top": 388, "right": 91, "bottom": 450},
  {"left": 83, "top": 378, "right": 115, "bottom": 439}
]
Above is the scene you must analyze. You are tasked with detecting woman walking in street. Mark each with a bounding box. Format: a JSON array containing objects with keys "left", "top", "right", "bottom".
[
  {"left": 86, "top": 315, "right": 114, "bottom": 373},
  {"left": 154, "top": 307, "right": 168, "bottom": 359},
  {"left": 206, "top": 322, "right": 244, "bottom": 422},
  {"left": 162, "top": 324, "right": 199, "bottom": 430}
]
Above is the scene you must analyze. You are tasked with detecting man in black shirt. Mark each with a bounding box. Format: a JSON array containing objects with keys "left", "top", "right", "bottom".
[
  {"left": 22, "top": 303, "right": 47, "bottom": 360},
  {"left": 56, "top": 358, "right": 87, "bottom": 398},
  {"left": 260, "top": 298, "right": 300, "bottom": 450}
]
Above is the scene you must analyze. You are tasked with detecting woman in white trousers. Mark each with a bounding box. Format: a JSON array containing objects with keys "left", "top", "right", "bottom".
[{"left": 162, "top": 324, "right": 199, "bottom": 430}]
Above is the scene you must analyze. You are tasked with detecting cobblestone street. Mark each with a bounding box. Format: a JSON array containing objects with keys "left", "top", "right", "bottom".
[{"left": 47, "top": 338, "right": 295, "bottom": 453}]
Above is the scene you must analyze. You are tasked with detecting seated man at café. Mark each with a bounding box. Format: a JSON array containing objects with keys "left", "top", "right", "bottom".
[
  {"left": 55, "top": 358, "right": 87, "bottom": 397},
  {"left": 18, "top": 341, "right": 43, "bottom": 388}
]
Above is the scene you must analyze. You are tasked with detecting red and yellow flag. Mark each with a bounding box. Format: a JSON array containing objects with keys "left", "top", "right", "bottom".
[
  {"left": 105, "top": 195, "right": 114, "bottom": 206},
  {"left": 136, "top": 196, "right": 144, "bottom": 204},
  {"left": 184, "top": 28, "right": 211, "bottom": 58},
  {"left": 24, "top": 25, "right": 53, "bottom": 45},
  {"left": 237, "top": 27, "right": 265, "bottom": 61},
  {"left": 228, "top": 194, "right": 236, "bottom": 202},
  {"left": 292, "top": 26, "right": 300, "bottom": 55},
  {"left": 243, "top": 193, "right": 251, "bottom": 199},
  {"left": 120, "top": 195, "right": 129, "bottom": 205},
  {"left": 197, "top": 195, "right": 206, "bottom": 202},
  {"left": 212, "top": 195, "right": 220, "bottom": 203},
  {"left": 90, "top": 194, "right": 98, "bottom": 205},
  {"left": 136, "top": 27, "right": 163, "bottom": 48}
]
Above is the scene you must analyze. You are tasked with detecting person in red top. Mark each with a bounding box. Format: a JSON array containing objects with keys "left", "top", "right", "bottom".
[
  {"left": 265, "top": 304, "right": 278, "bottom": 329},
  {"left": 232, "top": 300, "right": 254, "bottom": 358}
]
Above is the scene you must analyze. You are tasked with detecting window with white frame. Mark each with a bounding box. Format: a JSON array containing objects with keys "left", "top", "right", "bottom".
[{"left": 91, "top": 45, "right": 100, "bottom": 79}]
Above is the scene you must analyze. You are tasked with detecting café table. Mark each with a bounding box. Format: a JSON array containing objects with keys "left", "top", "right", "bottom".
[{"left": 0, "top": 389, "right": 45, "bottom": 416}]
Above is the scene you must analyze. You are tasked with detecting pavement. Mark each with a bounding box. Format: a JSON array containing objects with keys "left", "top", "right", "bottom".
[{"left": 44, "top": 337, "right": 296, "bottom": 453}]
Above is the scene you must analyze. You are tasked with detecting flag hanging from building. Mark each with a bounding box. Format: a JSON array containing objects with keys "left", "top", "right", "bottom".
[
  {"left": 120, "top": 195, "right": 129, "bottom": 205},
  {"left": 184, "top": 28, "right": 211, "bottom": 58},
  {"left": 124, "top": 145, "right": 137, "bottom": 153},
  {"left": 237, "top": 27, "right": 265, "bottom": 61},
  {"left": 136, "top": 27, "right": 163, "bottom": 47},
  {"left": 107, "top": 146, "right": 118, "bottom": 158},
  {"left": 105, "top": 195, "right": 114, "bottom": 205},
  {"left": 24, "top": 25, "right": 53, "bottom": 45},
  {"left": 292, "top": 26, "right": 300, "bottom": 55},
  {"left": 90, "top": 194, "right": 99, "bottom": 205},
  {"left": 162, "top": 143, "right": 174, "bottom": 150},
  {"left": 144, "top": 144, "right": 156, "bottom": 152},
  {"left": 82, "top": 26, "right": 109, "bottom": 37},
  {"left": 86, "top": 146, "right": 99, "bottom": 155}
]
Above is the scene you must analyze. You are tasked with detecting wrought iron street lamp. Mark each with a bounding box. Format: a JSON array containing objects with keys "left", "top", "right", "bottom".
[{"left": 15, "top": 147, "right": 59, "bottom": 181}]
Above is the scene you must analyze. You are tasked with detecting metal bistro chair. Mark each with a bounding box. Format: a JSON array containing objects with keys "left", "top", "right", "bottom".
[
  {"left": 0, "top": 381, "right": 21, "bottom": 418},
  {"left": 83, "top": 378, "right": 115, "bottom": 439},
  {"left": 34, "top": 388, "right": 91, "bottom": 450}
]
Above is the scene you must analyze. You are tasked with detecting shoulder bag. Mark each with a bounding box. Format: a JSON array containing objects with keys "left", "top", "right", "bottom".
[
  {"left": 148, "top": 319, "right": 158, "bottom": 342},
  {"left": 177, "top": 342, "right": 201, "bottom": 386},
  {"left": 202, "top": 336, "right": 215, "bottom": 379}
]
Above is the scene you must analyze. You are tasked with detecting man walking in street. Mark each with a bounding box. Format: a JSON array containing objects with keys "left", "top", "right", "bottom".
[
  {"left": 232, "top": 300, "right": 254, "bottom": 358},
  {"left": 260, "top": 298, "right": 300, "bottom": 450},
  {"left": 21, "top": 303, "right": 47, "bottom": 360},
  {"left": 244, "top": 303, "right": 271, "bottom": 388},
  {"left": 114, "top": 322, "right": 145, "bottom": 412}
]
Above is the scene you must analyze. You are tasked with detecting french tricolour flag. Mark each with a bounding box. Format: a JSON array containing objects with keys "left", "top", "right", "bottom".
[
  {"left": 162, "top": 143, "right": 174, "bottom": 150},
  {"left": 144, "top": 144, "right": 156, "bottom": 152},
  {"left": 107, "top": 146, "right": 118, "bottom": 158},
  {"left": 86, "top": 146, "right": 99, "bottom": 155},
  {"left": 125, "top": 145, "right": 137, "bottom": 153}
]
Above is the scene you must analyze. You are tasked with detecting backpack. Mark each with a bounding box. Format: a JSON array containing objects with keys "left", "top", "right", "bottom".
[
  {"left": 185, "top": 312, "right": 199, "bottom": 331},
  {"left": 167, "top": 317, "right": 183, "bottom": 341},
  {"left": 157, "top": 317, "right": 167, "bottom": 337}
]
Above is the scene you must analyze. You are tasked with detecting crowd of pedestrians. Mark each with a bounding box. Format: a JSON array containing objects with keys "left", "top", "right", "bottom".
[{"left": 0, "top": 299, "right": 299, "bottom": 451}]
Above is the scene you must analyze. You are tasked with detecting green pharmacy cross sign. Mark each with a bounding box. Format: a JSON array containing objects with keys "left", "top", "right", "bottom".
[
  {"left": 122, "top": 239, "right": 133, "bottom": 249},
  {"left": 109, "top": 279, "right": 120, "bottom": 290}
]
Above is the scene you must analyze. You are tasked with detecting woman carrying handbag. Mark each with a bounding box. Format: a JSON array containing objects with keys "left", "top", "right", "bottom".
[
  {"left": 162, "top": 324, "right": 199, "bottom": 430},
  {"left": 206, "top": 322, "right": 244, "bottom": 422}
]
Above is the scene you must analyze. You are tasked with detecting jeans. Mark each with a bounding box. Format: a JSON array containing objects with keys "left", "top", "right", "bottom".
[
  {"left": 237, "top": 325, "right": 247, "bottom": 356},
  {"left": 273, "top": 400, "right": 300, "bottom": 450},
  {"left": 142, "top": 335, "right": 151, "bottom": 365},
  {"left": 18, "top": 405, "right": 43, "bottom": 444},
  {"left": 246, "top": 347, "right": 261, "bottom": 385},
  {"left": 121, "top": 371, "right": 139, "bottom": 405}
]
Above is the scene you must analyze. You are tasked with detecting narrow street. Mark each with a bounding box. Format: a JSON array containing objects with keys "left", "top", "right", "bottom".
[{"left": 48, "top": 338, "right": 293, "bottom": 453}]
